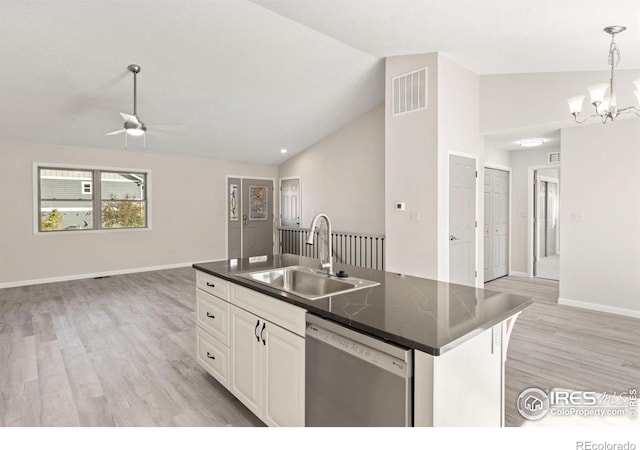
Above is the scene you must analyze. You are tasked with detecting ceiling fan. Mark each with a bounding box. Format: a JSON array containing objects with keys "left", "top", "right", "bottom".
[{"left": 105, "top": 64, "right": 148, "bottom": 148}]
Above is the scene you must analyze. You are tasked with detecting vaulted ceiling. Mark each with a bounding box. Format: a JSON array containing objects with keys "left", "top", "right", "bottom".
[{"left": 1, "top": 1, "right": 638, "bottom": 164}]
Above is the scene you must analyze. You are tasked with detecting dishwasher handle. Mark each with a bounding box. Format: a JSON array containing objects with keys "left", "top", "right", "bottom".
[{"left": 306, "top": 316, "right": 412, "bottom": 379}]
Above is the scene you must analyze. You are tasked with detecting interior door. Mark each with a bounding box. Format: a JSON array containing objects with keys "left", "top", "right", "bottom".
[
  {"left": 227, "top": 178, "right": 241, "bottom": 259},
  {"left": 484, "top": 171, "right": 492, "bottom": 281},
  {"left": 280, "top": 178, "right": 301, "bottom": 228},
  {"left": 545, "top": 181, "right": 558, "bottom": 255},
  {"left": 449, "top": 155, "right": 476, "bottom": 286},
  {"left": 242, "top": 178, "right": 274, "bottom": 258},
  {"left": 491, "top": 169, "right": 509, "bottom": 279}
]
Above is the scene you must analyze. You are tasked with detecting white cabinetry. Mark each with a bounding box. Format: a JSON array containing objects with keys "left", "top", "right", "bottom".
[
  {"left": 195, "top": 274, "right": 231, "bottom": 388},
  {"left": 229, "top": 305, "right": 263, "bottom": 417},
  {"left": 195, "top": 270, "right": 306, "bottom": 427},
  {"left": 229, "top": 304, "right": 305, "bottom": 427}
]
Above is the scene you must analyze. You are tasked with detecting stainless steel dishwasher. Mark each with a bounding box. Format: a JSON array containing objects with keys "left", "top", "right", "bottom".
[{"left": 305, "top": 314, "right": 413, "bottom": 427}]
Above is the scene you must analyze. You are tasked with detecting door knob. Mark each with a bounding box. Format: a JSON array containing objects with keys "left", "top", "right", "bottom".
[{"left": 450, "top": 235, "right": 459, "bottom": 241}]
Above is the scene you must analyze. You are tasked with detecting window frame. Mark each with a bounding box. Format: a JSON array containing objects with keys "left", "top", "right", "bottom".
[{"left": 33, "top": 163, "right": 152, "bottom": 234}]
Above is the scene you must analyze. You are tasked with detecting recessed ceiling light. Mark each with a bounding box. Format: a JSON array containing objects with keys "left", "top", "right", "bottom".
[
  {"left": 517, "top": 138, "right": 545, "bottom": 147},
  {"left": 280, "top": 148, "right": 288, "bottom": 154}
]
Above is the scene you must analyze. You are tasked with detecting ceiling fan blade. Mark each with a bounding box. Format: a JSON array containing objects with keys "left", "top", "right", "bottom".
[
  {"left": 120, "top": 112, "right": 140, "bottom": 125},
  {"left": 105, "top": 129, "right": 126, "bottom": 136}
]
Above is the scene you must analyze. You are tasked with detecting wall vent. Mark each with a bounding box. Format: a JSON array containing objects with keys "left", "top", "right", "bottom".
[
  {"left": 392, "top": 67, "right": 427, "bottom": 116},
  {"left": 547, "top": 152, "right": 561, "bottom": 164}
]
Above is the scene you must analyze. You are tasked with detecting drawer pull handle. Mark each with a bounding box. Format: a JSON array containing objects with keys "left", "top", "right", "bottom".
[
  {"left": 206, "top": 282, "right": 216, "bottom": 288},
  {"left": 206, "top": 312, "right": 215, "bottom": 319},
  {"left": 261, "top": 322, "right": 266, "bottom": 346},
  {"left": 206, "top": 352, "right": 216, "bottom": 360},
  {"left": 255, "top": 319, "right": 260, "bottom": 342}
]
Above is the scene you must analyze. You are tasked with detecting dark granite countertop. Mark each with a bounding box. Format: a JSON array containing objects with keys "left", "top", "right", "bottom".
[{"left": 193, "top": 254, "right": 533, "bottom": 356}]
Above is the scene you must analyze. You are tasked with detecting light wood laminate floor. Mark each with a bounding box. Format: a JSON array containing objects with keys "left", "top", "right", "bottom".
[
  {"left": 0, "top": 268, "right": 262, "bottom": 427},
  {"left": 486, "top": 276, "right": 640, "bottom": 427},
  {"left": 1, "top": 270, "right": 637, "bottom": 427}
]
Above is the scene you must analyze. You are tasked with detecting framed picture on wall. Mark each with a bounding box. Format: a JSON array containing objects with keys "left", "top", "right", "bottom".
[{"left": 249, "top": 185, "right": 268, "bottom": 220}]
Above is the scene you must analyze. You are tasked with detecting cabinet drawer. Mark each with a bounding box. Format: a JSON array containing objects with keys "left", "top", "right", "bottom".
[
  {"left": 196, "top": 327, "right": 230, "bottom": 389},
  {"left": 196, "top": 289, "right": 230, "bottom": 346},
  {"left": 196, "top": 271, "right": 229, "bottom": 300},
  {"left": 231, "top": 284, "right": 306, "bottom": 337}
]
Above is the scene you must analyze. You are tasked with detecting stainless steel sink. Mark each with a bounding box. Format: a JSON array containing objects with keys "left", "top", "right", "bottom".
[{"left": 236, "top": 266, "right": 379, "bottom": 300}]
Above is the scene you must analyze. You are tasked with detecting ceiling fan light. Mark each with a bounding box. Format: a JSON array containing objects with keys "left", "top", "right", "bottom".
[
  {"left": 567, "top": 95, "right": 585, "bottom": 115},
  {"left": 587, "top": 83, "right": 609, "bottom": 105},
  {"left": 634, "top": 89, "right": 640, "bottom": 106},
  {"left": 633, "top": 78, "right": 640, "bottom": 91},
  {"left": 126, "top": 128, "right": 145, "bottom": 137}
]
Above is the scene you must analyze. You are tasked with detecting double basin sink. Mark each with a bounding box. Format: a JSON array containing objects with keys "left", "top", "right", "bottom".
[{"left": 237, "top": 265, "right": 379, "bottom": 301}]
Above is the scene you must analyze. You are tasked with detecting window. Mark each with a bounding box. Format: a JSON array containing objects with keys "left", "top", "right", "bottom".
[{"left": 37, "top": 166, "right": 148, "bottom": 232}]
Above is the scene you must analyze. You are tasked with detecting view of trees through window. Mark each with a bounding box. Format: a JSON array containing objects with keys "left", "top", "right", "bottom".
[{"left": 38, "top": 167, "right": 148, "bottom": 232}]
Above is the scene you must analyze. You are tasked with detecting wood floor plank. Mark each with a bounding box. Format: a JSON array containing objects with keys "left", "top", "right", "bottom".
[
  {"left": 2, "top": 268, "right": 634, "bottom": 428},
  {"left": 486, "top": 276, "right": 640, "bottom": 427}
]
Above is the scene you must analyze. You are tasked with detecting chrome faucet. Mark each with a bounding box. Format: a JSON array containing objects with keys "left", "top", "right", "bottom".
[{"left": 306, "top": 213, "right": 333, "bottom": 276}]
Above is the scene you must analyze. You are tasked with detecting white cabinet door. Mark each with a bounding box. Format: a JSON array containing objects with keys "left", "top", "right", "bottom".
[
  {"left": 230, "top": 305, "right": 262, "bottom": 418},
  {"left": 262, "top": 322, "right": 305, "bottom": 427}
]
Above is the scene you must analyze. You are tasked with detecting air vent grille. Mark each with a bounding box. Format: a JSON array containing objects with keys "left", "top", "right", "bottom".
[
  {"left": 392, "top": 67, "right": 427, "bottom": 116},
  {"left": 548, "top": 152, "right": 561, "bottom": 163}
]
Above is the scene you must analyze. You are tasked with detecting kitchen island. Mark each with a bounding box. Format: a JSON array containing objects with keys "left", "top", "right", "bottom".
[{"left": 193, "top": 254, "right": 532, "bottom": 427}]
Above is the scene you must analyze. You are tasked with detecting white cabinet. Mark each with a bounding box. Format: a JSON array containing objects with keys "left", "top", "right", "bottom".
[
  {"left": 229, "top": 305, "right": 263, "bottom": 417},
  {"left": 262, "top": 319, "right": 305, "bottom": 427},
  {"left": 230, "top": 304, "right": 305, "bottom": 427},
  {"left": 195, "top": 270, "right": 306, "bottom": 427},
  {"left": 195, "top": 273, "right": 232, "bottom": 388}
]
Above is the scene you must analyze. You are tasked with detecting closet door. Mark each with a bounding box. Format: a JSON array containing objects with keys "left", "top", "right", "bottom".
[{"left": 485, "top": 168, "right": 509, "bottom": 282}]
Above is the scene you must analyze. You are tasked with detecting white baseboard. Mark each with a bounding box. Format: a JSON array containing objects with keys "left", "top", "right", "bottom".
[
  {"left": 508, "top": 271, "right": 529, "bottom": 278},
  {"left": 558, "top": 297, "right": 640, "bottom": 319},
  {"left": 0, "top": 262, "right": 202, "bottom": 289}
]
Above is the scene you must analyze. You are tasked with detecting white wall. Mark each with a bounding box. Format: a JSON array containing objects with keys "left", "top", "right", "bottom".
[
  {"left": 480, "top": 70, "right": 640, "bottom": 133},
  {"left": 0, "top": 141, "right": 276, "bottom": 286},
  {"left": 509, "top": 147, "right": 561, "bottom": 274},
  {"left": 559, "top": 119, "right": 640, "bottom": 317},
  {"left": 385, "top": 53, "right": 439, "bottom": 278},
  {"left": 437, "top": 55, "right": 486, "bottom": 283},
  {"left": 277, "top": 105, "right": 384, "bottom": 235},
  {"left": 484, "top": 147, "right": 511, "bottom": 169}
]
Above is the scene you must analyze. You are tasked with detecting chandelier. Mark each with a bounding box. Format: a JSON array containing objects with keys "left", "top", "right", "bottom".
[{"left": 567, "top": 26, "right": 640, "bottom": 124}]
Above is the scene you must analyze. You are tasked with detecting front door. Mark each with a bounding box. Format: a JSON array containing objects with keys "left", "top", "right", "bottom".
[
  {"left": 242, "top": 178, "right": 274, "bottom": 258},
  {"left": 449, "top": 155, "right": 476, "bottom": 286}
]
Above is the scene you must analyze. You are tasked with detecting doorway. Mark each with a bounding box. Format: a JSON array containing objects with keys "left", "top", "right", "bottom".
[
  {"left": 449, "top": 154, "right": 477, "bottom": 287},
  {"left": 226, "top": 177, "right": 275, "bottom": 259},
  {"left": 533, "top": 169, "right": 560, "bottom": 280},
  {"left": 484, "top": 167, "right": 509, "bottom": 282},
  {"left": 280, "top": 177, "right": 301, "bottom": 228}
]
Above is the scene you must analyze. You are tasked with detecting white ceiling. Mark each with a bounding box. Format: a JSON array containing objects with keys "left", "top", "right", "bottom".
[
  {"left": 1, "top": 1, "right": 638, "bottom": 163},
  {"left": 253, "top": 0, "right": 640, "bottom": 74},
  {"left": 485, "top": 128, "right": 561, "bottom": 152}
]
